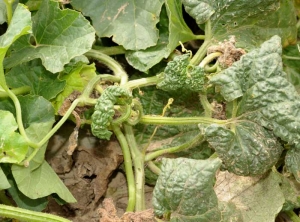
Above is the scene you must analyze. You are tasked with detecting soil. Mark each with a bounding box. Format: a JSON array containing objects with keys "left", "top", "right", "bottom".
[{"left": 44, "top": 123, "right": 154, "bottom": 222}]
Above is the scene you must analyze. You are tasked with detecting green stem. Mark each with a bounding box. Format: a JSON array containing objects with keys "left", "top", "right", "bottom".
[
  {"left": 123, "top": 76, "right": 159, "bottom": 89},
  {"left": 285, "top": 210, "right": 300, "bottom": 222},
  {"left": 3, "top": 0, "right": 14, "bottom": 25},
  {"left": 199, "top": 52, "right": 222, "bottom": 68},
  {"left": 0, "top": 86, "right": 31, "bottom": 98},
  {"left": 0, "top": 204, "right": 71, "bottom": 222},
  {"left": 92, "top": 45, "right": 126, "bottom": 55},
  {"left": 0, "top": 191, "right": 12, "bottom": 206},
  {"left": 195, "top": 34, "right": 205, "bottom": 40},
  {"left": 145, "top": 133, "right": 204, "bottom": 162},
  {"left": 199, "top": 93, "right": 213, "bottom": 118},
  {"left": 112, "top": 125, "right": 136, "bottom": 212},
  {"left": 85, "top": 49, "right": 128, "bottom": 85},
  {"left": 112, "top": 104, "right": 131, "bottom": 125},
  {"left": 190, "top": 20, "right": 212, "bottom": 66},
  {"left": 147, "top": 161, "right": 161, "bottom": 175},
  {"left": 282, "top": 55, "right": 300, "bottom": 61},
  {"left": 123, "top": 124, "right": 145, "bottom": 211},
  {"left": 204, "top": 62, "right": 218, "bottom": 73},
  {"left": 140, "top": 115, "right": 229, "bottom": 126}
]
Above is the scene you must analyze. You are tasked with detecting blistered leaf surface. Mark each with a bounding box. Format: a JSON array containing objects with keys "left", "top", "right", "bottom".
[
  {"left": 286, "top": 148, "right": 300, "bottom": 183},
  {"left": 182, "top": 0, "right": 296, "bottom": 49},
  {"left": 153, "top": 158, "right": 222, "bottom": 221},
  {"left": 71, "top": 0, "right": 163, "bottom": 50},
  {"left": 4, "top": 0, "right": 95, "bottom": 73}
]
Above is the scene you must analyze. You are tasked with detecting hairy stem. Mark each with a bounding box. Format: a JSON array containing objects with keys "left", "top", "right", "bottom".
[
  {"left": 199, "top": 93, "right": 213, "bottom": 118},
  {"left": 190, "top": 20, "right": 212, "bottom": 66},
  {"left": 0, "top": 86, "right": 31, "bottom": 98},
  {"left": 85, "top": 50, "right": 128, "bottom": 85},
  {"left": 112, "top": 125, "right": 136, "bottom": 212},
  {"left": 92, "top": 45, "right": 126, "bottom": 55},
  {"left": 285, "top": 210, "right": 300, "bottom": 222},
  {"left": 145, "top": 133, "right": 205, "bottom": 162},
  {"left": 0, "top": 204, "right": 71, "bottom": 222},
  {"left": 124, "top": 124, "right": 145, "bottom": 211},
  {"left": 3, "top": 0, "right": 14, "bottom": 25},
  {"left": 124, "top": 76, "right": 159, "bottom": 89},
  {"left": 140, "top": 115, "right": 229, "bottom": 126}
]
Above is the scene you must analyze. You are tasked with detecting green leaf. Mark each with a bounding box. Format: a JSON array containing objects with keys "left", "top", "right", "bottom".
[
  {"left": 126, "top": 0, "right": 199, "bottom": 72},
  {"left": 71, "top": 0, "right": 164, "bottom": 51},
  {"left": 7, "top": 175, "right": 48, "bottom": 211},
  {"left": 0, "top": 0, "right": 7, "bottom": 24},
  {"left": 4, "top": 0, "right": 95, "bottom": 73},
  {"left": 52, "top": 62, "right": 96, "bottom": 113},
  {"left": 205, "top": 123, "right": 283, "bottom": 176},
  {"left": 283, "top": 43, "right": 300, "bottom": 92},
  {"left": 0, "top": 3, "right": 31, "bottom": 57},
  {"left": 182, "top": 0, "right": 297, "bottom": 49},
  {"left": 6, "top": 60, "right": 65, "bottom": 100},
  {"left": 0, "top": 110, "right": 28, "bottom": 164},
  {"left": 153, "top": 158, "right": 222, "bottom": 221},
  {"left": 285, "top": 148, "right": 300, "bottom": 183},
  {"left": 215, "top": 171, "right": 285, "bottom": 222},
  {"left": 12, "top": 160, "right": 76, "bottom": 203},
  {"left": 0, "top": 166, "right": 10, "bottom": 190}
]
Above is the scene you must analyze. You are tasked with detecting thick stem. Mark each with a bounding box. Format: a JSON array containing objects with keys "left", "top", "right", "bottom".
[
  {"left": 199, "top": 93, "right": 213, "bottom": 118},
  {"left": 123, "top": 124, "right": 145, "bottom": 211},
  {"left": 147, "top": 161, "right": 161, "bottom": 175},
  {"left": 199, "top": 52, "right": 222, "bottom": 68},
  {"left": 285, "top": 210, "right": 300, "bottom": 222},
  {"left": 190, "top": 20, "right": 212, "bottom": 66},
  {"left": 0, "top": 86, "right": 31, "bottom": 98},
  {"left": 3, "top": 0, "right": 14, "bottom": 25},
  {"left": 112, "top": 125, "right": 136, "bottom": 212},
  {"left": 85, "top": 50, "right": 128, "bottom": 85},
  {"left": 0, "top": 204, "right": 71, "bottom": 222},
  {"left": 92, "top": 45, "right": 126, "bottom": 55},
  {"left": 123, "top": 76, "right": 159, "bottom": 89},
  {"left": 145, "top": 133, "right": 204, "bottom": 162},
  {"left": 140, "top": 115, "right": 229, "bottom": 126}
]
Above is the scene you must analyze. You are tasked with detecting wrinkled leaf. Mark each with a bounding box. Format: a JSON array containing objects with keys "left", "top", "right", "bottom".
[
  {"left": 52, "top": 62, "right": 96, "bottom": 113},
  {"left": 71, "top": 0, "right": 163, "bottom": 50},
  {"left": 126, "top": 0, "right": 198, "bottom": 72},
  {"left": 12, "top": 160, "right": 76, "bottom": 203},
  {"left": 207, "top": 36, "right": 300, "bottom": 175},
  {"left": 205, "top": 123, "right": 282, "bottom": 176},
  {"left": 285, "top": 148, "right": 300, "bottom": 183},
  {"left": 6, "top": 60, "right": 65, "bottom": 100},
  {"left": 0, "top": 110, "right": 28, "bottom": 163},
  {"left": 153, "top": 158, "right": 222, "bottom": 221},
  {"left": 4, "top": 0, "right": 95, "bottom": 73},
  {"left": 215, "top": 171, "right": 285, "bottom": 222},
  {"left": 0, "top": 166, "right": 10, "bottom": 189},
  {"left": 182, "top": 0, "right": 297, "bottom": 49}
]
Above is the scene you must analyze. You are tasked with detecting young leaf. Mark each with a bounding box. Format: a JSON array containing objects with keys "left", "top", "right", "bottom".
[
  {"left": 6, "top": 60, "right": 65, "bottom": 100},
  {"left": 182, "top": 0, "right": 297, "bottom": 49},
  {"left": 215, "top": 171, "right": 285, "bottom": 222},
  {"left": 71, "top": 0, "right": 164, "bottom": 51},
  {"left": 153, "top": 158, "right": 222, "bottom": 221},
  {"left": 52, "top": 62, "right": 96, "bottom": 113},
  {"left": 126, "top": 0, "right": 199, "bottom": 72},
  {"left": 4, "top": 0, "right": 95, "bottom": 73},
  {"left": 0, "top": 110, "right": 28, "bottom": 164},
  {"left": 12, "top": 161, "right": 76, "bottom": 203}
]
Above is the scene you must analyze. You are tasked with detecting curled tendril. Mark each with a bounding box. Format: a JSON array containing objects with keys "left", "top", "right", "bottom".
[{"left": 126, "top": 99, "right": 143, "bottom": 126}]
